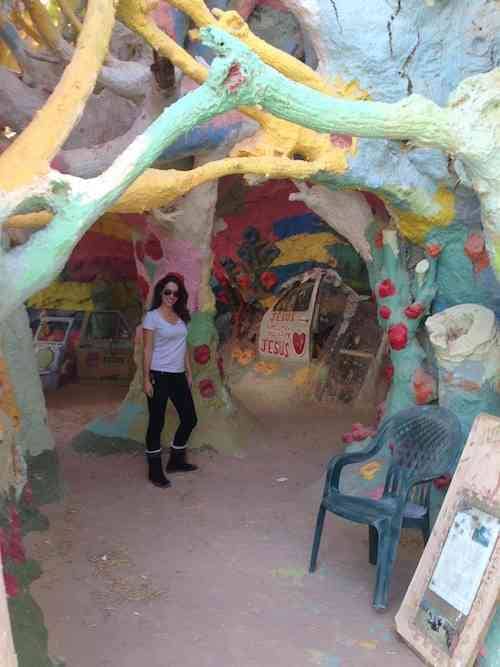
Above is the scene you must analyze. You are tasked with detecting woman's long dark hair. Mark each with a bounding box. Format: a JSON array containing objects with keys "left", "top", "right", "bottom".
[{"left": 149, "top": 273, "right": 191, "bottom": 323}]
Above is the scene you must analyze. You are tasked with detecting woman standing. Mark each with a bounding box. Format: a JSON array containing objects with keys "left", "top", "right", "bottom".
[{"left": 143, "top": 274, "right": 198, "bottom": 488}]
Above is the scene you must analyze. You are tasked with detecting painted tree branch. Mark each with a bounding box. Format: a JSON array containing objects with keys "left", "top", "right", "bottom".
[
  {"left": 5, "top": 154, "right": 329, "bottom": 230},
  {"left": 0, "top": 68, "right": 47, "bottom": 132},
  {"left": 120, "top": 0, "right": 455, "bottom": 241},
  {"left": 118, "top": 0, "right": 352, "bottom": 173},
  {"left": 0, "top": 0, "right": 117, "bottom": 191},
  {"left": 200, "top": 28, "right": 500, "bottom": 275},
  {"left": 56, "top": 0, "right": 83, "bottom": 33},
  {"left": 3, "top": 25, "right": 500, "bottom": 311},
  {"left": 0, "top": 36, "right": 272, "bottom": 320},
  {"left": 167, "top": 0, "right": 331, "bottom": 93},
  {"left": 23, "top": 0, "right": 152, "bottom": 101}
]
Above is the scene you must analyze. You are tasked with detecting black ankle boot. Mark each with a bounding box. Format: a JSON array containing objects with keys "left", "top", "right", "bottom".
[
  {"left": 166, "top": 446, "right": 198, "bottom": 473},
  {"left": 146, "top": 451, "right": 171, "bottom": 488}
]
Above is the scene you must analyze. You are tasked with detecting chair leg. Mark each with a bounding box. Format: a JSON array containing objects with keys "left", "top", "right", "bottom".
[
  {"left": 373, "top": 519, "right": 402, "bottom": 610},
  {"left": 309, "top": 505, "right": 327, "bottom": 573},
  {"left": 369, "top": 525, "right": 378, "bottom": 565}
]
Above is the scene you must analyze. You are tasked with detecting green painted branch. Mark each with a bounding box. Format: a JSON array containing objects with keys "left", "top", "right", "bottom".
[
  {"left": 0, "top": 45, "right": 267, "bottom": 320},
  {"left": 202, "top": 28, "right": 500, "bottom": 277},
  {"left": 200, "top": 27, "right": 456, "bottom": 150}
]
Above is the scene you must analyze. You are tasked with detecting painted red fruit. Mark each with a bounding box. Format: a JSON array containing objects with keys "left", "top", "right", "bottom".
[
  {"left": 378, "top": 278, "right": 396, "bottom": 298},
  {"left": 379, "top": 305, "right": 391, "bottom": 320},
  {"left": 388, "top": 323, "right": 408, "bottom": 350},
  {"left": 374, "top": 230, "right": 384, "bottom": 249},
  {"left": 214, "top": 267, "right": 229, "bottom": 286},
  {"left": 404, "top": 303, "right": 424, "bottom": 319},
  {"left": 426, "top": 243, "right": 442, "bottom": 258},
  {"left": 194, "top": 344, "right": 210, "bottom": 365},
  {"left": 3, "top": 572, "right": 18, "bottom": 597},
  {"left": 217, "top": 292, "right": 230, "bottom": 305},
  {"left": 433, "top": 474, "right": 451, "bottom": 490},
  {"left": 237, "top": 274, "right": 251, "bottom": 290},
  {"left": 199, "top": 378, "right": 216, "bottom": 399},
  {"left": 260, "top": 271, "right": 278, "bottom": 291}
]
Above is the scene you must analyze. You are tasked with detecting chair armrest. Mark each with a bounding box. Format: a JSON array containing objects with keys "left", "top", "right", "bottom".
[{"left": 324, "top": 440, "right": 383, "bottom": 492}]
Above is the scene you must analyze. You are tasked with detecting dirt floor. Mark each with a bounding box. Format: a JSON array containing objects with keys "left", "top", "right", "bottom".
[{"left": 27, "top": 382, "right": 423, "bottom": 667}]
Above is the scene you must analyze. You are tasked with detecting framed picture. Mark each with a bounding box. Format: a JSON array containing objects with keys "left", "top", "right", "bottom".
[{"left": 396, "top": 414, "right": 500, "bottom": 666}]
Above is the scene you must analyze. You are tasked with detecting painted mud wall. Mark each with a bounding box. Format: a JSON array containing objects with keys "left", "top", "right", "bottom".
[{"left": 212, "top": 177, "right": 369, "bottom": 309}]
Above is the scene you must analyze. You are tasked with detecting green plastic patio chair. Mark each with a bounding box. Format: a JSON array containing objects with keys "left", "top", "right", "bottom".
[{"left": 309, "top": 405, "right": 463, "bottom": 609}]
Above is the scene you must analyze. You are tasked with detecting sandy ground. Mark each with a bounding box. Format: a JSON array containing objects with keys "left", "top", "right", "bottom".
[{"left": 27, "top": 382, "right": 423, "bottom": 667}]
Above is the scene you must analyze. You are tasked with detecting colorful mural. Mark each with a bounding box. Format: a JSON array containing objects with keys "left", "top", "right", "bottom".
[{"left": 211, "top": 178, "right": 370, "bottom": 343}]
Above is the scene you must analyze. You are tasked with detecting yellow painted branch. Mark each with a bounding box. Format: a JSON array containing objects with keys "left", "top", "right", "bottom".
[
  {"left": 117, "top": 0, "right": 207, "bottom": 83},
  {"left": 210, "top": 8, "right": 333, "bottom": 93},
  {"left": 24, "top": 0, "right": 64, "bottom": 52},
  {"left": 113, "top": 156, "right": 327, "bottom": 211},
  {"left": 11, "top": 9, "right": 43, "bottom": 44},
  {"left": 0, "top": 0, "right": 117, "bottom": 191},
  {"left": 5, "top": 157, "right": 451, "bottom": 242},
  {"left": 166, "top": 0, "right": 215, "bottom": 28},
  {"left": 5, "top": 156, "right": 326, "bottom": 229},
  {"left": 168, "top": 0, "right": 332, "bottom": 93},
  {"left": 56, "top": 0, "right": 83, "bottom": 33},
  {"left": 118, "top": 0, "right": 352, "bottom": 169}
]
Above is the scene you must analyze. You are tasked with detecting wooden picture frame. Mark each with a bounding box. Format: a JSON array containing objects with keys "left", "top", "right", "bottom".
[{"left": 396, "top": 413, "right": 500, "bottom": 666}]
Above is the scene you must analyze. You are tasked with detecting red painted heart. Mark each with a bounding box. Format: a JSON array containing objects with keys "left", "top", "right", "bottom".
[{"left": 292, "top": 332, "right": 306, "bottom": 355}]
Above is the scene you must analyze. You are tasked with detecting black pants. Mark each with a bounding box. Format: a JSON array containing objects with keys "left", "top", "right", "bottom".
[{"left": 146, "top": 371, "right": 198, "bottom": 453}]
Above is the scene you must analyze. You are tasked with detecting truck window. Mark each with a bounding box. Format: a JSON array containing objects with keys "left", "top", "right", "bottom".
[
  {"left": 274, "top": 279, "right": 315, "bottom": 313},
  {"left": 312, "top": 279, "right": 349, "bottom": 358},
  {"left": 293, "top": 280, "right": 315, "bottom": 312},
  {"left": 274, "top": 282, "right": 300, "bottom": 312},
  {"left": 316, "top": 279, "right": 348, "bottom": 327},
  {"left": 37, "top": 321, "right": 69, "bottom": 343}
]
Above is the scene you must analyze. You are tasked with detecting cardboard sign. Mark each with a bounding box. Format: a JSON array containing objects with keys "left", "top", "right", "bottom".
[{"left": 396, "top": 414, "right": 500, "bottom": 666}]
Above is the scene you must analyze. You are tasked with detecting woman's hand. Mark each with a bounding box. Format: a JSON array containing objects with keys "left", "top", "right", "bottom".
[
  {"left": 144, "top": 377, "right": 154, "bottom": 398},
  {"left": 186, "top": 369, "right": 193, "bottom": 388}
]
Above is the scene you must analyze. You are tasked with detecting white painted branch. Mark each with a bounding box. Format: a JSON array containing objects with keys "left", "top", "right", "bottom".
[
  {"left": 0, "top": 69, "right": 47, "bottom": 132},
  {"left": 24, "top": 20, "right": 153, "bottom": 101},
  {"left": 59, "top": 87, "right": 164, "bottom": 176},
  {"left": 289, "top": 182, "right": 373, "bottom": 261}
]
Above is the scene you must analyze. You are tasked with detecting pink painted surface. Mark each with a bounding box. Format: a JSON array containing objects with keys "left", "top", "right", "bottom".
[
  {"left": 68, "top": 231, "right": 136, "bottom": 282},
  {"left": 134, "top": 218, "right": 203, "bottom": 311}
]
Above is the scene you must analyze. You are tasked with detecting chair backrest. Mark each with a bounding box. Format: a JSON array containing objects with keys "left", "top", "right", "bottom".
[{"left": 376, "top": 406, "right": 464, "bottom": 486}]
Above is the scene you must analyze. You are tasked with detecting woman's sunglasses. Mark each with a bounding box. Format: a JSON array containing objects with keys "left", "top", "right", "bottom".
[{"left": 163, "top": 289, "right": 179, "bottom": 298}]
